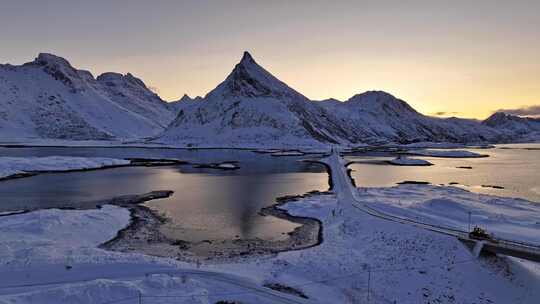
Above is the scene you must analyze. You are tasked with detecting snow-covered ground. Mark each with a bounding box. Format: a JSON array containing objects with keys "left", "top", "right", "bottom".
[
  {"left": 271, "top": 151, "right": 305, "bottom": 156},
  {"left": 1, "top": 189, "right": 538, "bottom": 303},
  {"left": 217, "top": 162, "right": 239, "bottom": 169},
  {"left": 0, "top": 206, "right": 311, "bottom": 304},
  {"left": 408, "top": 149, "right": 488, "bottom": 158},
  {"left": 402, "top": 142, "right": 495, "bottom": 149},
  {"left": 0, "top": 206, "right": 293, "bottom": 304},
  {"left": 388, "top": 156, "right": 433, "bottom": 166},
  {"left": 358, "top": 184, "right": 540, "bottom": 246},
  {"left": 0, "top": 156, "right": 129, "bottom": 179}
]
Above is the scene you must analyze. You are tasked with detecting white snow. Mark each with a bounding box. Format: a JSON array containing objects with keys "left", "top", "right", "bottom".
[
  {"left": 388, "top": 155, "right": 433, "bottom": 166},
  {"left": 271, "top": 151, "right": 305, "bottom": 156},
  {"left": 402, "top": 142, "right": 495, "bottom": 149},
  {"left": 154, "top": 54, "right": 536, "bottom": 147},
  {"left": 319, "top": 91, "right": 506, "bottom": 144},
  {"left": 155, "top": 52, "right": 345, "bottom": 149},
  {"left": 408, "top": 149, "right": 488, "bottom": 158},
  {"left": 1, "top": 186, "right": 539, "bottom": 303},
  {"left": 217, "top": 163, "right": 239, "bottom": 169},
  {"left": 357, "top": 184, "right": 540, "bottom": 245},
  {"left": 0, "top": 53, "right": 175, "bottom": 140},
  {"left": 0, "top": 156, "right": 129, "bottom": 179},
  {"left": 0, "top": 205, "right": 130, "bottom": 261},
  {"left": 1, "top": 52, "right": 539, "bottom": 145},
  {"left": 484, "top": 112, "right": 540, "bottom": 141},
  {"left": 254, "top": 149, "right": 282, "bottom": 153},
  {"left": 0, "top": 206, "right": 310, "bottom": 304}
]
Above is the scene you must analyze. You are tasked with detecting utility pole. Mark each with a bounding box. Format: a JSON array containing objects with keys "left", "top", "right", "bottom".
[
  {"left": 468, "top": 211, "right": 472, "bottom": 232},
  {"left": 138, "top": 291, "right": 142, "bottom": 304},
  {"left": 367, "top": 267, "right": 371, "bottom": 303}
]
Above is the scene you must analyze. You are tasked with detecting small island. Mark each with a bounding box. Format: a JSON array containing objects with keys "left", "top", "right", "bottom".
[{"left": 388, "top": 155, "right": 433, "bottom": 166}]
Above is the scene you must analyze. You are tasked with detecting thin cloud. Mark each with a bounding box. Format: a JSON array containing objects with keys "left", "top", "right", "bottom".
[
  {"left": 496, "top": 105, "right": 540, "bottom": 117},
  {"left": 431, "top": 111, "right": 459, "bottom": 117}
]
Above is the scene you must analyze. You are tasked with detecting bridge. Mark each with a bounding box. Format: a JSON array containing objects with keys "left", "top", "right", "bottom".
[{"left": 326, "top": 148, "right": 540, "bottom": 263}]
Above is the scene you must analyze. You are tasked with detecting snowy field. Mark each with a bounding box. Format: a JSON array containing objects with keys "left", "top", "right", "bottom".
[
  {"left": 358, "top": 184, "right": 540, "bottom": 245},
  {"left": 0, "top": 156, "right": 130, "bottom": 179},
  {"left": 1, "top": 189, "right": 539, "bottom": 303}
]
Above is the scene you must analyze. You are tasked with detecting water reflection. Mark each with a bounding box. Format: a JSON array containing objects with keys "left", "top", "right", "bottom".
[
  {"left": 346, "top": 144, "right": 540, "bottom": 202},
  {"left": 0, "top": 148, "right": 329, "bottom": 241}
]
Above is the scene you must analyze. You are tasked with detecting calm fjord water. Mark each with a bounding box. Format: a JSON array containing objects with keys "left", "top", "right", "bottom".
[
  {"left": 0, "top": 148, "right": 329, "bottom": 241},
  {"left": 346, "top": 144, "right": 540, "bottom": 203},
  {"left": 0, "top": 144, "right": 537, "bottom": 242}
]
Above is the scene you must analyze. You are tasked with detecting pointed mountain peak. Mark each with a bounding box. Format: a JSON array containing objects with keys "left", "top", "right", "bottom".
[
  {"left": 240, "top": 51, "right": 256, "bottom": 65},
  {"left": 124, "top": 73, "right": 147, "bottom": 88},
  {"left": 179, "top": 94, "right": 193, "bottom": 102},
  {"left": 206, "top": 52, "right": 303, "bottom": 99}
]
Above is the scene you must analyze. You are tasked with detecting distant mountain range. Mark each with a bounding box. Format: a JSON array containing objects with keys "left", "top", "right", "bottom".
[
  {"left": 483, "top": 112, "right": 540, "bottom": 141},
  {"left": 0, "top": 52, "right": 538, "bottom": 146}
]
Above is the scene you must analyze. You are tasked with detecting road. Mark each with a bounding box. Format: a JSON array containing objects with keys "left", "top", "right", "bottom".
[
  {"left": 327, "top": 148, "right": 540, "bottom": 262},
  {"left": 0, "top": 264, "right": 312, "bottom": 304}
]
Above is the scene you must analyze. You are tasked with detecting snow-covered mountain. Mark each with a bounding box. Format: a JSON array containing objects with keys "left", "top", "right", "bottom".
[
  {"left": 319, "top": 91, "right": 505, "bottom": 144},
  {"left": 483, "top": 112, "right": 540, "bottom": 140},
  {"left": 95, "top": 72, "right": 175, "bottom": 128},
  {"left": 0, "top": 53, "right": 175, "bottom": 140},
  {"left": 167, "top": 94, "right": 203, "bottom": 114},
  {"left": 1, "top": 52, "right": 537, "bottom": 146},
  {"left": 157, "top": 52, "right": 530, "bottom": 147},
  {"left": 157, "top": 52, "right": 354, "bottom": 147}
]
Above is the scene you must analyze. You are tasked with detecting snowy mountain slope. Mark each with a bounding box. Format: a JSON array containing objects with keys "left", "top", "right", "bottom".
[
  {"left": 157, "top": 52, "right": 355, "bottom": 147},
  {"left": 319, "top": 91, "right": 506, "bottom": 144},
  {"left": 1, "top": 52, "right": 537, "bottom": 145},
  {"left": 157, "top": 52, "right": 525, "bottom": 146},
  {"left": 167, "top": 94, "right": 203, "bottom": 114},
  {"left": 0, "top": 53, "right": 175, "bottom": 140},
  {"left": 483, "top": 112, "right": 540, "bottom": 140},
  {"left": 96, "top": 72, "right": 176, "bottom": 128}
]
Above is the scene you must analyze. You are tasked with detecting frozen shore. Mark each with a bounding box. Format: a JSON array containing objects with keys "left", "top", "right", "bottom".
[
  {"left": 0, "top": 156, "right": 130, "bottom": 180},
  {"left": 408, "top": 149, "right": 489, "bottom": 158},
  {"left": 101, "top": 191, "right": 326, "bottom": 261},
  {"left": 1, "top": 185, "right": 539, "bottom": 303}
]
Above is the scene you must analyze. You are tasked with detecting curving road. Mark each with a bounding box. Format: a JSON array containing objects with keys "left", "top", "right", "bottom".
[
  {"left": 327, "top": 147, "right": 540, "bottom": 262},
  {"left": 0, "top": 266, "right": 312, "bottom": 304}
]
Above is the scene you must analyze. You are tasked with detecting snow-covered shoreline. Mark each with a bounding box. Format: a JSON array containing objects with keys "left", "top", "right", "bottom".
[
  {"left": 0, "top": 156, "right": 130, "bottom": 180},
  {"left": 408, "top": 149, "right": 489, "bottom": 158},
  {"left": 1, "top": 184, "right": 539, "bottom": 303}
]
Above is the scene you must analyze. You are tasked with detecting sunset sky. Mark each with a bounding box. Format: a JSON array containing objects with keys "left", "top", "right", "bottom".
[{"left": 1, "top": 0, "right": 538, "bottom": 119}]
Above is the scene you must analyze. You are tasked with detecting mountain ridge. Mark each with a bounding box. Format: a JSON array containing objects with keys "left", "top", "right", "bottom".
[
  {"left": 0, "top": 53, "right": 176, "bottom": 140},
  {"left": 157, "top": 51, "right": 356, "bottom": 147},
  {"left": 1, "top": 52, "right": 538, "bottom": 145}
]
